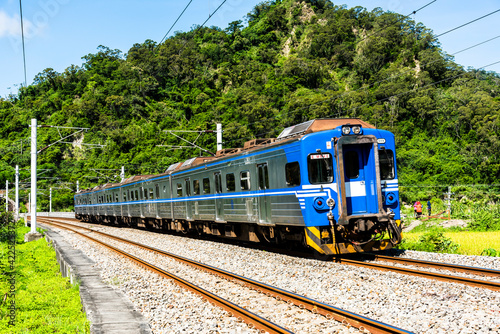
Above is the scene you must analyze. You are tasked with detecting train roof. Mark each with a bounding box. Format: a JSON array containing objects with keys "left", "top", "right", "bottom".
[{"left": 76, "top": 118, "right": 376, "bottom": 195}]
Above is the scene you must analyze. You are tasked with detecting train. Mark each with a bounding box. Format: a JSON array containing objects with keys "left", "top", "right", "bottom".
[{"left": 74, "top": 118, "right": 402, "bottom": 255}]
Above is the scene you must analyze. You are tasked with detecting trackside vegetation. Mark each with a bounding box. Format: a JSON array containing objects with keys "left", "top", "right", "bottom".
[{"left": 0, "top": 213, "right": 89, "bottom": 333}]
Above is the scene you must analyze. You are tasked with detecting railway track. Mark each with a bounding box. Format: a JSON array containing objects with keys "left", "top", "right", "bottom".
[
  {"left": 362, "top": 253, "right": 500, "bottom": 278},
  {"left": 332, "top": 256, "right": 500, "bottom": 291},
  {"left": 38, "top": 217, "right": 412, "bottom": 334}
]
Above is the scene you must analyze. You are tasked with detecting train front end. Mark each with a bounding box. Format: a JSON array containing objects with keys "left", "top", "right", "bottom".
[{"left": 296, "top": 120, "right": 402, "bottom": 255}]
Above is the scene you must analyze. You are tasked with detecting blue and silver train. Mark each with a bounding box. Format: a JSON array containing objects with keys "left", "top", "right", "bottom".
[{"left": 75, "top": 118, "right": 402, "bottom": 255}]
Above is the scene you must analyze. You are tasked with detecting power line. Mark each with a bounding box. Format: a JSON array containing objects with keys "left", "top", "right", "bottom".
[
  {"left": 357, "top": 0, "right": 437, "bottom": 44},
  {"left": 19, "top": 0, "right": 27, "bottom": 87},
  {"left": 436, "top": 8, "right": 500, "bottom": 38},
  {"left": 158, "top": 0, "right": 194, "bottom": 45}
]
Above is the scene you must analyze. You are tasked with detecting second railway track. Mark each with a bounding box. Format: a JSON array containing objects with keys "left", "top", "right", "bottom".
[{"left": 39, "top": 217, "right": 413, "bottom": 334}]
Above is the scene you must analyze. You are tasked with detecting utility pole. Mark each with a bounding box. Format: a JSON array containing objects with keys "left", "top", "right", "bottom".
[
  {"left": 120, "top": 166, "right": 125, "bottom": 183},
  {"left": 216, "top": 123, "right": 222, "bottom": 152},
  {"left": 443, "top": 186, "right": 454, "bottom": 221},
  {"left": 49, "top": 187, "right": 52, "bottom": 213},
  {"left": 30, "top": 118, "right": 37, "bottom": 234},
  {"left": 15, "top": 165, "right": 19, "bottom": 220},
  {"left": 76, "top": 180, "right": 79, "bottom": 193},
  {"left": 5, "top": 180, "right": 8, "bottom": 212}
]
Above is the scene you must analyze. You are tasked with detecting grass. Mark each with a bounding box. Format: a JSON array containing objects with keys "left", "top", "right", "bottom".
[
  {"left": 402, "top": 230, "right": 500, "bottom": 256},
  {"left": 0, "top": 220, "right": 89, "bottom": 333}
]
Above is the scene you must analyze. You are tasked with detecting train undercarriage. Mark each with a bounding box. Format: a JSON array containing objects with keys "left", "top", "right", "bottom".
[{"left": 77, "top": 214, "right": 402, "bottom": 255}]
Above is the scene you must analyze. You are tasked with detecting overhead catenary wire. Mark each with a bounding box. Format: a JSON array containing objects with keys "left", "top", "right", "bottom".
[
  {"left": 436, "top": 8, "right": 500, "bottom": 38},
  {"left": 19, "top": 0, "right": 27, "bottom": 87},
  {"left": 158, "top": 0, "right": 194, "bottom": 46}
]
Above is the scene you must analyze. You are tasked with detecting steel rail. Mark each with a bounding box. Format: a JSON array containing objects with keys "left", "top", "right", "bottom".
[
  {"left": 364, "top": 253, "right": 500, "bottom": 278},
  {"left": 332, "top": 257, "right": 500, "bottom": 291},
  {"left": 40, "top": 218, "right": 413, "bottom": 334},
  {"left": 39, "top": 219, "right": 291, "bottom": 334}
]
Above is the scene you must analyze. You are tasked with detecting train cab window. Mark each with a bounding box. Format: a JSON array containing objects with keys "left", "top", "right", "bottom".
[
  {"left": 308, "top": 153, "right": 333, "bottom": 184},
  {"left": 203, "top": 178, "right": 211, "bottom": 194},
  {"left": 344, "top": 151, "right": 359, "bottom": 179},
  {"left": 285, "top": 162, "right": 301, "bottom": 186},
  {"left": 226, "top": 173, "right": 235, "bottom": 192},
  {"left": 193, "top": 180, "right": 200, "bottom": 195},
  {"left": 240, "top": 171, "right": 251, "bottom": 190},
  {"left": 379, "top": 149, "right": 395, "bottom": 180},
  {"left": 155, "top": 184, "right": 160, "bottom": 199},
  {"left": 177, "top": 183, "right": 183, "bottom": 197}
]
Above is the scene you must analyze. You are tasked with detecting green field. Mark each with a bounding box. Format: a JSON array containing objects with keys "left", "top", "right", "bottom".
[{"left": 402, "top": 231, "right": 500, "bottom": 256}]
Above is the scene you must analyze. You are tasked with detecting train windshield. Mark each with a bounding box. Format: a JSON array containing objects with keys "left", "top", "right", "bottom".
[
  {"left": 379, "top": 149, "right": 395, "bottom": 180},
  {"left": 308, "top": 153, "right": 333, "bottom": 184}
]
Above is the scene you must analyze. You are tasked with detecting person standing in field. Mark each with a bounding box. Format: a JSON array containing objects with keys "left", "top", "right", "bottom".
[
  {"left": 414, "top": 201, "right": 422, "bottom": 218},
  {"left": 427, "top": 200, "right": 432, "bottom": 216}
]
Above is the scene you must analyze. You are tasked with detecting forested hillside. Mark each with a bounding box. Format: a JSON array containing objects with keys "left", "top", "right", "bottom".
[{"left": 0, "top": 0, "right": 499, "bottom": 210}]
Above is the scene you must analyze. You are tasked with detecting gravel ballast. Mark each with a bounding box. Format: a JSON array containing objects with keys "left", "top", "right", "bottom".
[{"left": 45, "top": 222, "right": 500, "bottom": 334}]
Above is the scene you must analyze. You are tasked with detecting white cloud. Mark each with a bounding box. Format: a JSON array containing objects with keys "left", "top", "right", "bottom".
[
  {"left": 0, "top": 10, "right": 36, "bottom": 38},
  {"left": 0, "top": 10, "right": 21, "bottom": 37}
]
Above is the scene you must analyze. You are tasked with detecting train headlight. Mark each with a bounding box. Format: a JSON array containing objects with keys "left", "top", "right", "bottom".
[
  {"left": 341, "top": 126, "right": 351, "bottom": 135},
  {"left": 352, "top": 125, "right": 361, "bottom": 135}
]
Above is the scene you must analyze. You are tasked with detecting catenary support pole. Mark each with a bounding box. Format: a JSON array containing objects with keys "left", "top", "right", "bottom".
[
  {"left": 15, "top": 165, "right": 19, "bottom": 220},
  {"left": 49, "top": 188, "right": 52, "bottom": 213},
  {"left": 216, "top": 123, "right": 222, "bottom": 152},
  {"left": 5, "top": 180, "right": 8, "bottom": 212},
  {"left": 30, "top": 118, "right": 37, "bottom": 233},
  {"left": 76, "top": 180, "right": 79, "bottom": 193},
  {"left": 120, "top": 166, "right": 125, "bottom": 183}
]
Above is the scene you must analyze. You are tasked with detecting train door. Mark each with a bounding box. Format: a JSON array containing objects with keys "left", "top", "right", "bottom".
[
  {"left": 343, "top": 144, "right": 377, "bottom": 215},
  {"left": 214, "top": 172, "right": 223, "bottom": 221},
  {"left": 185, "top": 178, "right": 192, "bottom": 220},
  {"left": 257, "top": 163, "right": 271, "bottom": 224}
]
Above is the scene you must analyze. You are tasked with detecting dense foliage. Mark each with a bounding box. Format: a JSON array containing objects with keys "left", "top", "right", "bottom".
[{"left": 0, "top": 0, "right": 499, "bottom": 211}]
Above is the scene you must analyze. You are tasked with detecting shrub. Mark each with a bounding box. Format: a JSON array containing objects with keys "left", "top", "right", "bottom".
[
  {"left": 398, "top": 229, "right": 460, "bottom": 253},
  {"left": 481, "top": 248, "right": 499, "bottom": 257}
]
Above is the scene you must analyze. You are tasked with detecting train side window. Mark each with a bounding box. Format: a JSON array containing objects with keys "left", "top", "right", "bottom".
[
  {"left": 155, "top": 184, "right": 160, "bottom": 199},
  {"left": 285, "top": 162, "right": 301, "bottom": 186},
  {"left": 126, "top": 191, "right": 129, "bottom": 202},
  {"left": 226, "top": 173, "right": 235, "bottom": 192},
  {"left": 345, "top": 151, "right": 359, "bottom": 179},
  {"left": 177, "top": 183, "right": 183, "bottom": 197},
  {"left": 193, "top": 180, "right": 200, "bottom": 195},
  {"left": 185, "top": 179, "right": 191, "bottom": 196},
  {"left": 214, "top": 172, "right": 222, "bottom": 194},
  {"left": 149, "top": 188, "right": 154, "bottom": 199},
  {"left": 379, "top": 149, "right": 395, "bottom": 180},
  {"left": 203, "top": 178, "right": 211, "bottom": 194},
  {"left": 308, "top": 153, "right": 333, "bottom": 184},
  {"left": 143, "top": 188, "right": 148, "bottom": 199},
  {"left": 240, "top": 171, "right": 251, "bottom": 190},
  {"left": 135, "top": 190, "right": 139, "bottom": 200}
]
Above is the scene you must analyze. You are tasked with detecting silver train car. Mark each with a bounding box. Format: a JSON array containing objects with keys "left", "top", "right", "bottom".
[{"left": 75, "top": 118, "right": 402, "bottom": 255}]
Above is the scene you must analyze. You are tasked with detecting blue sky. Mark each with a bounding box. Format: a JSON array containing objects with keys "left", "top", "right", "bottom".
[{"left": 1, "top": 0, "right": 499, "bottom": 99}]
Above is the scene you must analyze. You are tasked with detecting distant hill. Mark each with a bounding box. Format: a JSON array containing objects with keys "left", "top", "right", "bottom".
[{"left": 0, "top": 0, "right": 499, "bottom": 210}]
